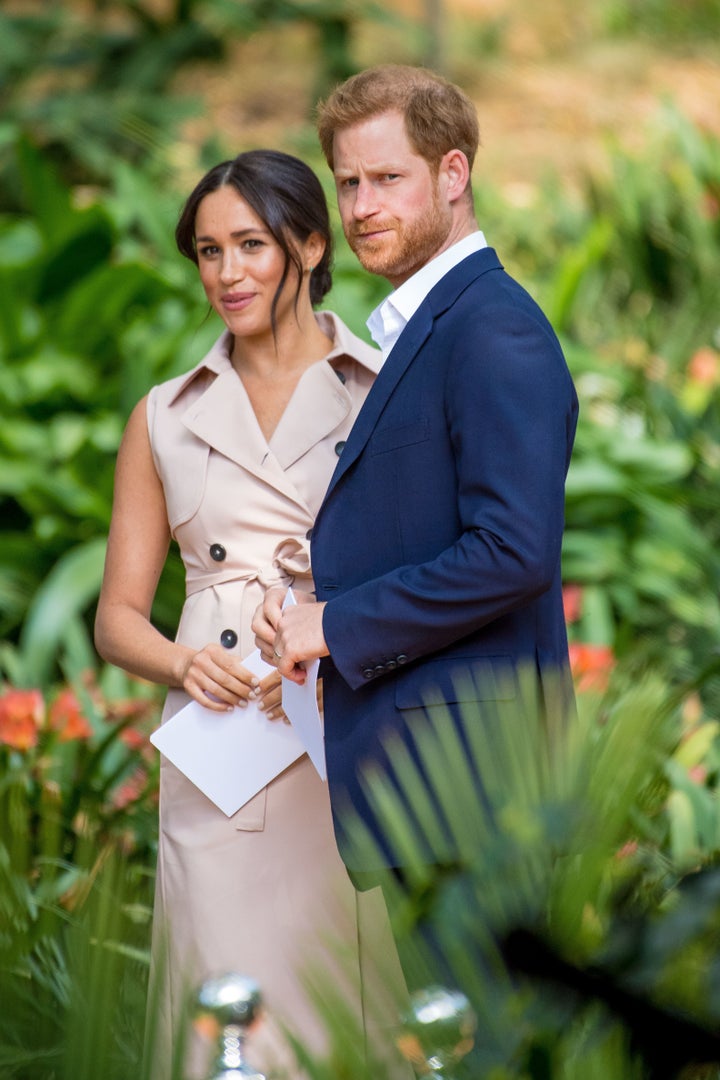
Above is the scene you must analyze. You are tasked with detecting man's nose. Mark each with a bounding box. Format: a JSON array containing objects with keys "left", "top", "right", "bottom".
[{"left": 352, "top": 179, "right": 378, "bottom": 219}]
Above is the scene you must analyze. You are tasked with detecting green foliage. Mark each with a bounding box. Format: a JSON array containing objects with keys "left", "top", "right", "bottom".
[
  {"left": 602, "top": 0, "right": 720, "bottom": 42},
  {"left": 0, "top": 132, "right": 207, "bottom": 651},
  {"left": 0, "top": 664, "right": 161, "bottom": 1079},
  {"left": 297, "top": 669, "right": 720, "bottom": 1079},
  {"left": 0, "top": 0, "right": 394, "bottom": 192},
  {"left": 0, "top": 846, "right": 155, "bottom": 1079},
  {"left": 1, "top": 12, "right": 720, "bottom": 1074}
]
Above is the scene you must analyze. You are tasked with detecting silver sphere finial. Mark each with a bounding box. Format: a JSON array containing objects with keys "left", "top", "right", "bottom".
[
  {"left": 397, "top": 985, "right": 477, "bottom": 1078},
  {"left": 195, "top": 973, "right": 265, "bottom": 1080}
]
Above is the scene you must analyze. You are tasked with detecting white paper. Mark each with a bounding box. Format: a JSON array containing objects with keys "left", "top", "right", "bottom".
[
  {"left": 281, "top": 590, "right": 326, "bottom": 779},
  {"left": 150, "top": 648, "right": 305, "bottom": 817}
]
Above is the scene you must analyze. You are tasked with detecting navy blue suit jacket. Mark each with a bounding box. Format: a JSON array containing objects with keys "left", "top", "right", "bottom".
[{"left": 312, "top": 248, "right": 579, "bottom": 869}]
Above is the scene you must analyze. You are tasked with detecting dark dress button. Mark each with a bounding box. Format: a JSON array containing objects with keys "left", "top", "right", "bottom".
[
  {"left": 334, "top": 441, "right": 346, "bottom": 456},
  {"left": 334, "top": 369, "right": 347, "bottom": 384},
  {"left": 220, "top": 629, "right": 238, "bottom": 649},
  {"left": 362, "top": 667, "right": 375, "bottom": 680},
  {"left": 397, "top": 654, "right": 409, "bottom": 665},
  {"left": 306, "top": 528, "right": 313, "bottom": 540},
  {"left": 209, "top": 543, "right": 226, "bottom": 562}
]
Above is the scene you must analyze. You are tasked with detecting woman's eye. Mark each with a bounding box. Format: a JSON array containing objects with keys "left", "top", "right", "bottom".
[
  {"left": 243, "top": 238, "right": 264, "bottom": 250},
  {"left": 197, "top": 244, "right": 219, "bottom": 257}
]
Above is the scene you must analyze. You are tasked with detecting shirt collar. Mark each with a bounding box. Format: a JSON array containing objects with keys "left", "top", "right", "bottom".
[{"left": 367, "top": 230, "right": 487, "bottom": 358}]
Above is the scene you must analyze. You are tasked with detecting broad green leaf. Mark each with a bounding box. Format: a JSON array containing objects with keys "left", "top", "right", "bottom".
[
  {"left": 17, "top": 538, "right": 107, "bottom": 686},
  {"left": 15, "top": 135, "right": 72, "bottom": 245}
]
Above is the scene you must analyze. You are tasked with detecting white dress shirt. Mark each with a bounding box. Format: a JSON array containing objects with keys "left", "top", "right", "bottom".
[{"left": 367, "top": 230, "right": 488, "bottom": 360}]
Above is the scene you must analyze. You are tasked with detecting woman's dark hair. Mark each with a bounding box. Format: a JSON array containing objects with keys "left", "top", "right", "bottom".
[{"left": 176, "top": 149, "right": 333, "bottom": 335}]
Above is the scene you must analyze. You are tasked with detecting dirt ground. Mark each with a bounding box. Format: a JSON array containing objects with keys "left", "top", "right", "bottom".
[{"left": 174, "top": 0, "right": 720, "bottom": 195}]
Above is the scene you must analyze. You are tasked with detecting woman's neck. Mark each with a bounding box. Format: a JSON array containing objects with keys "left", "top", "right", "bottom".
[{"left": 230, "top": 308, "right": 333, "bottom": 380}]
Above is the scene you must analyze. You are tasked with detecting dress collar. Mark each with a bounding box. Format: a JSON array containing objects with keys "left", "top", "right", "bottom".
[{"left": 168, "top": 310, "right": 380, "bottom": 405}]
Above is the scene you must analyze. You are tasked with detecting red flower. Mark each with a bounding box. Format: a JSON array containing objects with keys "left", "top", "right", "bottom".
[
  {"left": 48, "top": 688, "right": 92, "bottom": 742},
  {"left": 568, "top": 643, "right": 615, "bottom": 693},
  {"left": 0, "top": 688, "right": 44, "bottom": 750}
]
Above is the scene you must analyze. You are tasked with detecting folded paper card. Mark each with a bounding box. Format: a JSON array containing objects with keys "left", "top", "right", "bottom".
[
  {"left": 150, "top": 588, "right": 325, "bottom": 815},
  {"left": 150, "top": 648, "right": 305, "bottom": 816}
]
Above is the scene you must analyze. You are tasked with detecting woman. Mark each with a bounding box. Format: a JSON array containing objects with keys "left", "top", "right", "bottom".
[{"left": 95, "top": 151, "right": 399, "bottom": 1079}]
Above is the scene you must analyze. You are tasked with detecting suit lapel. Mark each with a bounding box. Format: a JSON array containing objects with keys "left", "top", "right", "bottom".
[
  {"left": 321, "top": 306, "right": 434, "bottom": 501},
  {"left": 321, "top": 248, "right": 503, "bottom": 504}
]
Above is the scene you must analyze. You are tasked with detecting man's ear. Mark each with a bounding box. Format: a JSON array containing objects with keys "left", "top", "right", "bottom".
[{"left": 440, "top": 149, "right": 471, "bottom": 204}]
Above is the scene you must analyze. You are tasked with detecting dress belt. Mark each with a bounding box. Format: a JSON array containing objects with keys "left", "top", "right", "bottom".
[{"left": 184, "top": 536, "right": 311, "bottom": 598}]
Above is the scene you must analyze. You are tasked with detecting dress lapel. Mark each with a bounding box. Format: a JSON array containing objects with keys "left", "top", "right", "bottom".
[
  {"left": 269, "top": 361, "right": 352, "bottom": 471},
  {"left": 181, "top": 367, "right": 309, "bottom": 509}
]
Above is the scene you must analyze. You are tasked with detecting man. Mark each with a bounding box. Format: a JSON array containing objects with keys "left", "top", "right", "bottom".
[{"left": 254, "top": 63, "right": 577, "bottom": 900}]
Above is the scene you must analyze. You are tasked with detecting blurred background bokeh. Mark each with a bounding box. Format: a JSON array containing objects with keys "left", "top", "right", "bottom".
[{"left": 1, "top": 2, "right": 720, "bottom": 1076}]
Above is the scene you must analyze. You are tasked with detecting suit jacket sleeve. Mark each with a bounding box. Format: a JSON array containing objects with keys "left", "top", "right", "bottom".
[{"left": 321, "top": 297, "right": 578, "bottom": 691}]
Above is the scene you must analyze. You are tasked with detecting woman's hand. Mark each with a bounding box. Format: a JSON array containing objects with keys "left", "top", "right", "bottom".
[
  {"left": 252, "top": 585, "right": 288, "bottom": 664},
  {"left": 256, "top": 670, "right": 288, "bottom": 724},
  {"left": 180, "top": 643, "right": 261, "bottom": 712}
]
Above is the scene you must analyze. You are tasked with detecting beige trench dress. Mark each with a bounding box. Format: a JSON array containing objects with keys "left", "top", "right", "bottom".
[{"left": 145, "top": 313, "right": 406, "bottom": 1079}]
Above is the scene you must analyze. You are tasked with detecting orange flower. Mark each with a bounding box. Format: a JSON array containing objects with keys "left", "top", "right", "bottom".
[
  {"left": 701, "top": 190, "right": 720, "bottom": 221},
  {"left": 568, "top": 642, "right": 615, "bottom": 693},
  {"left": 687, "top": 346, "right": 720, "bottom": 386},
  {"left": 0, "top": 688, "right": 44, "bottom": 750},
  {"left": 48, "top": 688, "right": 92, "bottom": 742},
  {"left": 688, "top": 765, "right": 708, "bottom": 786},
  {"left": 562, "top": 583, "right": 583, "bottom": 624},
  {"left": 112, "top": 767, "right": 148, "bottom": 810},
  {"left": 615, "top": 839, "right": 638, "bottom": 861},
  {"left": 119, "top": 726, "right": 149, "bottom": 751}
]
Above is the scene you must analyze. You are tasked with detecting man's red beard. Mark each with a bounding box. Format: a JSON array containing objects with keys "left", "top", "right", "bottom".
[{"left": 345, "top": 189, "right": 452, "bottom": 285}]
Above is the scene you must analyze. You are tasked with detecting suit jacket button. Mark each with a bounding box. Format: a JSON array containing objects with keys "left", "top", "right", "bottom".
[
  {"left": 362, "top": 667, "right": 375, "bottom": 680},
  {"left": 220, "top": 629, "right": 238, "bottom": 649},
  {"left": 374, "top": 664, "right": 385, "bottom": 676},
  {"left": 397, "top": 654, "right": 408, "bottom": 665},
  {"left": 334, "top": 441, "right": 346, "bottom": 456},
  {"left": 209, "top": 543, "right": 226, "bottom": 562},
  {"left": 385, "top": 659, "right": 398, "bottom": 670}
]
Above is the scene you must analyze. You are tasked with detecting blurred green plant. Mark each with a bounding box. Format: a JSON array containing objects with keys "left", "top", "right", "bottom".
[
  {"left": 0, "top": 132, "right": 211, "bottom": 658},
  {"left": 294, "top": 665, "right": 720, "bottom": 1079},
  {"left": 0, "top": 668, "right": 161, "bottom": 1079},
  {"left": 602, "top": 0, "right": 720, "bottom": 41},
  {"left": 0, "top": 0, "right": 397, "bottom": 193}
]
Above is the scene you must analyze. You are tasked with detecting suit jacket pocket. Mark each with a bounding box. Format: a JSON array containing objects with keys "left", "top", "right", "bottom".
[
  {"left": 395, "top": 654, "right": 517, "bottom": 709},
  {"left": 370, "top": 417, "right": 430, "bottom": 455}
]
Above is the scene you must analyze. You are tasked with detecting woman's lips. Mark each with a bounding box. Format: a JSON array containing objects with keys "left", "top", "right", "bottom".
[{"left": 222, "top": 292, "right": 255, "bottom": 311}]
